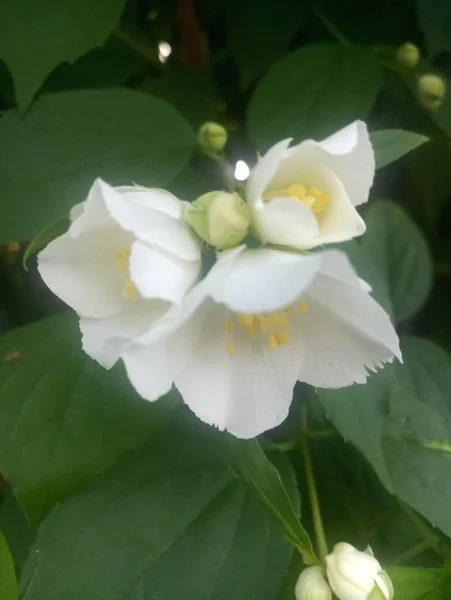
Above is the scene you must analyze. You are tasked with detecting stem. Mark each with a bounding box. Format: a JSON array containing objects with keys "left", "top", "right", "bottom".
[
  {"left": 394, "top": 539, "right": 436, "bottom": 565},
  {"left": 208, "top": 153, "right": 236, "bottom": 192},
  {"left": 399, "top": 501, "right": 444, "bottom": 556},
  {"left": 113, "top": 28, "right": 163, "bottom": 69},
  {"left": 301, "top": 406, "right": 328, "bottom": 563},
  {"left": 312, "top": 6, "right": 351, "bottom": 47}
]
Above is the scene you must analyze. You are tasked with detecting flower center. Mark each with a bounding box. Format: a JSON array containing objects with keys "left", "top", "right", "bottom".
[
  {"left": 266, "top": 183, "right": 330, "bottom": 215},
  {"left": 223, "top": 301, "right": 308, "bottom": 356},
  {"left": 115, "top": 245, "right": 138, "bottom": 300}
]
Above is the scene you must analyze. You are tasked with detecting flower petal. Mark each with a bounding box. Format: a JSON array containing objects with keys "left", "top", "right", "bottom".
[
  {"left": 211, "top": 248, "right": 322, "bottom": 313},
  {"left": 38, "top": 226, "right": 135, "bottom": 318},
  {"left": 100, "top": 181, "right": 200, "bottom": 261},
  {"left": 271, "top": 121, "right": 374, "bottom": 207},
  {"left": 252, "top": 197, "right": 319, "bottom": 248},
  {"left": 121, "top": 311, "right": 199, "bottom": 402},
  {"left": 69, "top": 178, "right": 115, "bottom": 238},
  {"left": 247, "top": 138, "right": 292, "bottom": 208},
  {"left": 116, "top": 186, "right": 182, "bottom": 218},
  {"left": 80, "top": 299, "right": 168, "bottom": 368},
  {"left": 294, "top": 251, "right": 400, "bottom": 388},
  {"left": 313, "top": 166, "right": 366, "bottom": 244},
  {"left": 176, "top": 299, "right": 303, "bottom": 438},
  {"left": 129, "top": 241, "right": 200, "bottom": 303}
]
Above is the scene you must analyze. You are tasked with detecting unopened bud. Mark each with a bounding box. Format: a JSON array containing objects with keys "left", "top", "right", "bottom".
[
  {"left": 396, "top": 42, "right": 420, "bottom": 69},
  {"left": 417, "top": 74, "right": 446, "bottom": 111},
  {"left": 295, "top": 566, "right": 332, "bottom": 600},
  {"left": 197, "top": 122, "right": 228, "bottom": 155},
  {"left": 183, "top": 191, "right": 250, "bottom": 249},
  {"left": 326, "top": 542, "right": 394, "bottom": 600}
]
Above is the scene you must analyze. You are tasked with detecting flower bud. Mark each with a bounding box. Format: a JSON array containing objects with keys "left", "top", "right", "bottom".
[
  {"left": 326, "top": 542, "right": 394, "bottom": 600},
  {"left": 183, "top": 191, "right": 250, "bottom": 249},
  {"left": 295, "top": 566, "right": 332, "bottom": 600},
  {"left": 417, "top": 74, "right": 446, "bottom": 111},
  {"left": 197, "top": 121, "right": 228, "bottom": 155},
  {"left": 396, "top": 42, "right": 420, "bottom": 69}
]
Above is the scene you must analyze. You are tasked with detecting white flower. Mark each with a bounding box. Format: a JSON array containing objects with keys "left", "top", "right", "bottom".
[
  {"left": 326, "top": 543, "right": 394, "bottom": 600},
  {"left": 38, "top": 178, "right": 201, "bottom": 368},
  {"left": 246, "top": 121, "right": 374, "bottom": 250},
  {"left": 295, "top": 566, "right": 332, "bottom": 600},
  {"left": 120, "top": 245, "right": 400, "bottom": 438}
]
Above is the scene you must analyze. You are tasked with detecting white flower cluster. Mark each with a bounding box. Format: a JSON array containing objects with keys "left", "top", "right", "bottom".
[
  {"left": 296, "top": 543, "right": 394, "bottom": 600},
  {"left": 38, "top": 121, "right": 401, "bottom": 439}
]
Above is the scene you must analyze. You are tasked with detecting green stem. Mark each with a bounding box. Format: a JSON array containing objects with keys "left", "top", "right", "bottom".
[
  {"left": 113, "top": 28, "right": 163, "bottom": 69},
  {"left": 312, "top": 6, "right": 351, "bottom": 47},
  {"left": 208, "top": 153, "right": 236, "bottom": 193},
  {"left": 399, "top": 501, "right": 444, "bottom": 556},
  {"left": 301, "top": 407, "right": 328, "bottom": 563},
  {"left": 394, "top": 539, "right": 436, "bottom": 565}
]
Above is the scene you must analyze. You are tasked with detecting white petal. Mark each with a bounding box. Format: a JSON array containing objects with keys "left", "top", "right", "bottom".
[
  {"left": 132, "top": 245, "right": 246, "bottom": 347},
  {"left": 271, "top": 121, "right": 374, "bottom": 207},
  {"left": 129, "top": 241, "right": 200, "bottom": 303},
  {"left": 212, "top": 248, "right": 322, "bottom": 313},
  {"left": 252, "top": 197, "right": 319, "bottom": 249},
  {"left": 100, "top": 181, "right": 200, "bottom": 261},
  {"left": 80, "top": 300, "right": 168, "bottom": 368},
  {"left": 69, "top": 178, "right": 115, "bottom": 238},
  {"left": 311, "top": 167, "right": 366, "bottom": 245},
  {"left": 116, "top": 186, "right": 182, "bottom": 218},
  {"left": 38, "top": 227, "right": 135, "bottom": 318},
  {"left": 121, "top": 311, "right": 198, "bottom": 402},
  {"left": 247, "top": 138, "right": 292, "bottom": 208},
  {"left": 294, "top": 251, "right": 400, "bottom": 388},
  {"left": 175, "top": 300, "right": 303, "bottom": 438}
]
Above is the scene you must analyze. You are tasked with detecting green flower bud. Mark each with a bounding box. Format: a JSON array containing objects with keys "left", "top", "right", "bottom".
[
  {"left": 417, "top": 74, "right": 446, "bottom": 111},
  {"left": 295, "top": 566, "right": 332, "bottom": 600},
  {"left": 197, "top": 122, "right": 228, "bottom": 155},
  {"left": 183, "top": 191, "right": 250, "bottom": 249},
  {"left": 396, "top": 42, "right": 420, "bottom": 69}
]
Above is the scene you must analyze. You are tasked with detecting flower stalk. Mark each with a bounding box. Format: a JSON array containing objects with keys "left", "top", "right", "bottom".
[{"left": 301, "top": 406, "right": 328, "bottom": 564}]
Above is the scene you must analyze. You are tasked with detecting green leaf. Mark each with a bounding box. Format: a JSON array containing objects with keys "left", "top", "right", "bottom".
[
  {"left": 22, "top": 218, "right": 69, "bottom": 270},
  {"left": 416, "top": 0, "right": 451, "bottom": 58},
  {"left": 335, "top": 239, "right": 393, "bottom": 317},
  {"left": 320, "top": 336, "right": 451, "bottom": 538},
  {"left": 361, "top": 200, "right": 433, "bottom": 321},
  {"left": 0, "top": 0, "right": 127, "bottom": 111},
  {"left": 227, "top": 0, "right": 306, "bottom": 88},
  {"left": 371, "top": 130, "right": 429, "bottom": 169},
  {"left": 44, "top": 39, "right": 149, "bottom": 92},
  {"left": 386, "top": 567, "right": 449, "bottom": 600},
  {"left": 229, "top": 439, "right": 317, "bottom": 564},
  {"left": 140, "top": 68, "right": 219, "bottom": 128},
  {"left": 0, "top": 531, "right": 18, "bottom": 600},
  {"left": 0, "top": 89, "right": 195, "bottom": 243},
  {"left": 248, "top": 45, "right": 382, "bottom": 151},
  {"left": 0, "top": 314, "right": 176, "bottom": 524},
  {"left": 19, "top": 413, "right": 293, "bottom": 600},
  {"left": 0, "top": 492, "right": 34, "bottom": 572}
]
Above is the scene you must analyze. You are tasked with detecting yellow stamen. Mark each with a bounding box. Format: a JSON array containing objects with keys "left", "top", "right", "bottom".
[
  {"left": 224, "top": 319, "right": 233, "bottom": 332},
  {"left": 275, "top": 331, "right": 289, "bottom": 345},
  {"left": 237, "top": 313, "right": 255, "bottom": 330},
  {"left": 123, "top": 277, "right": 138, "bottom": 299},
  {"left": 283, "top": 183, "right": 330, "bottom": 215},
  {"left": 267, "top": 333, "right": 278, "bottom": 350},
  {"left": 299, "top": 301, "right": 308, "bottom": 313},
  {"left": 227, "top": 341, "right": 236, "bottom": 356},
  {"left": 115, "top": 246, "right": 131, "bottom": 272},
  {"left": 287, "top": 183, "right": 307, "bottom": 199}
]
